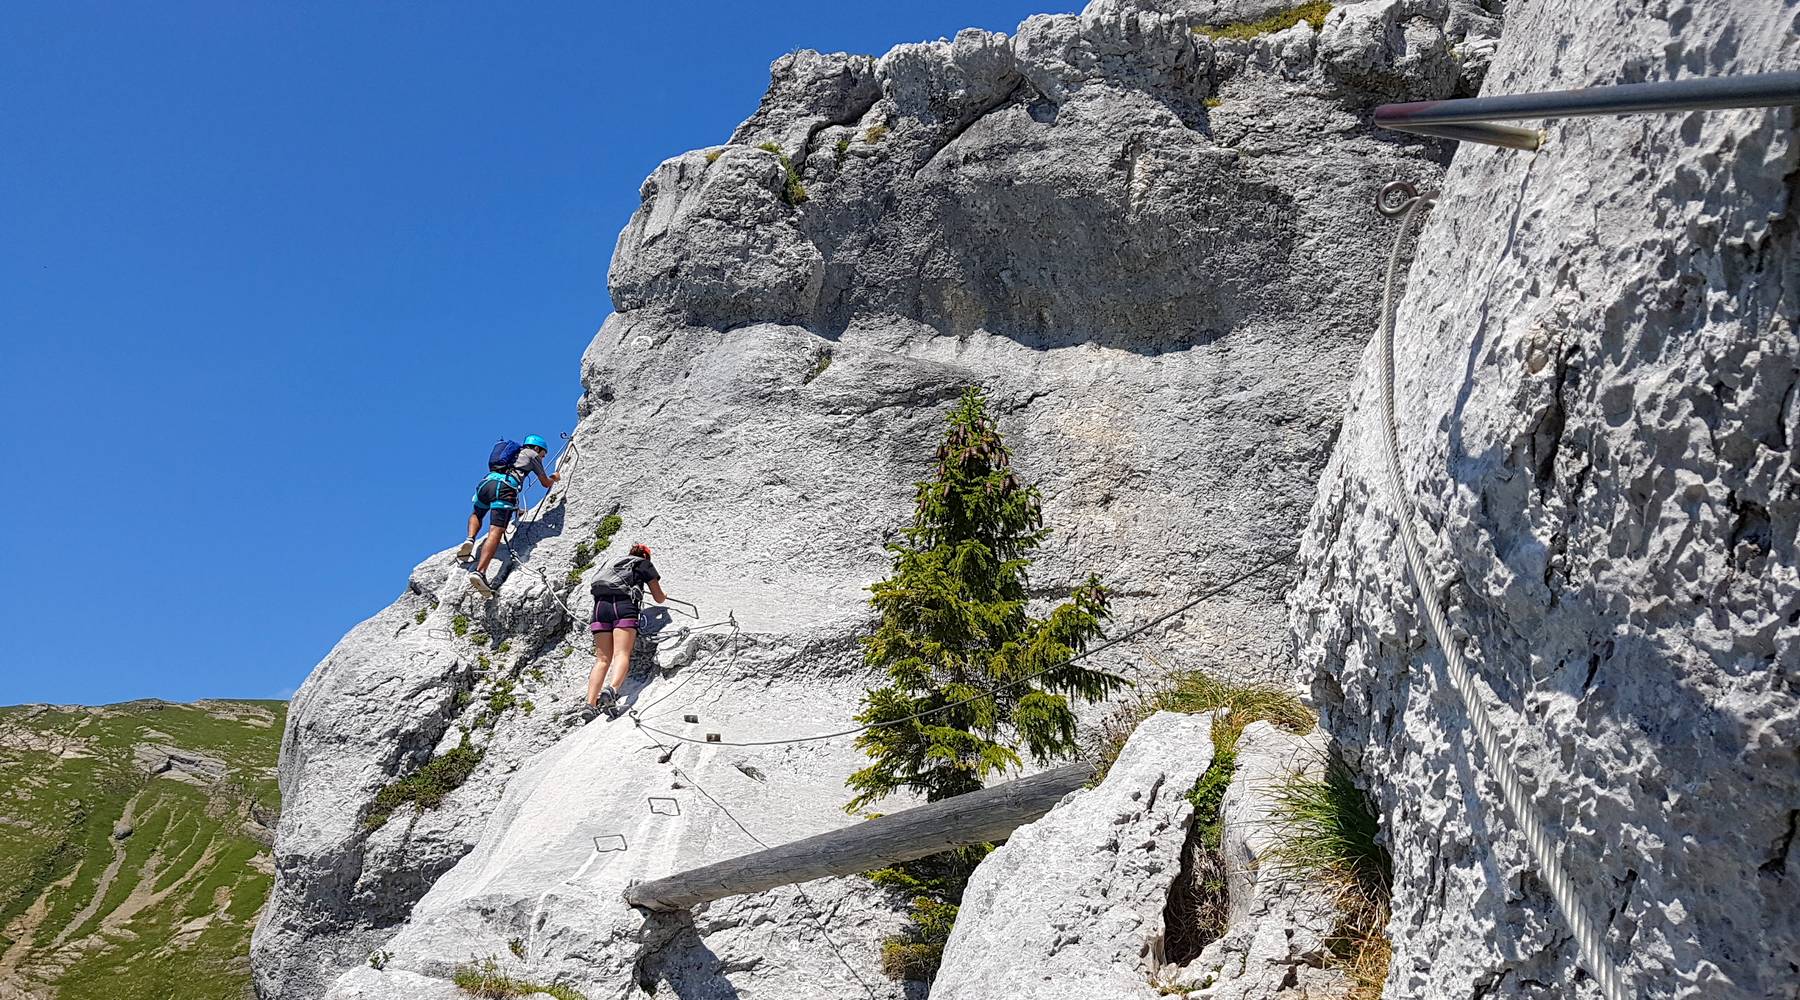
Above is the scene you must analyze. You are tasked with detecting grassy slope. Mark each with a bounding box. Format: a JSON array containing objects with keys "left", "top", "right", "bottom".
[{"left": 0, "top": 700, "right": 284, "bottom": 1000}]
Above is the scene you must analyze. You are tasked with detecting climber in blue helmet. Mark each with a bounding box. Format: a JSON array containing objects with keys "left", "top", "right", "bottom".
[{"left": 461, "top": 434, "right": 559, "bottom": 597}]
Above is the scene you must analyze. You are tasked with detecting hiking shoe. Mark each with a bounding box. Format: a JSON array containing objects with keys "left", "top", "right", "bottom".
[
  {"left": 578, "top": 701, "right": 601, "bottom": 724},
  {"left": 598, "top": 687, "right": 620, "bottom": 720},
  {"left": 455, "top": 539, "right": 476, "bottom": 561},
  {"left": 467, "top": 572, "right": 495, "bottom": 598}
]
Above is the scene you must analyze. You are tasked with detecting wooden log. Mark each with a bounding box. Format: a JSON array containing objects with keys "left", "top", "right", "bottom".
[{"left": 624, "top": 762, "right": 1095, "bottom": 911}]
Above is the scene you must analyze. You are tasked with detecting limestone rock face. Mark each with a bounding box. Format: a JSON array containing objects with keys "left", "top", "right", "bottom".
[
  {"left": 935, "top": 711, "right": 1217, "bottom": 1000},
  {"left": 1163, "top": 722, "right": 1346, "bottom": 1000},
  {"left": 1288, "top": 2, "right": 1800, "bottom": 998},
  {"left": 257, "top": 0, "right": 1506, "bottom": 996}
]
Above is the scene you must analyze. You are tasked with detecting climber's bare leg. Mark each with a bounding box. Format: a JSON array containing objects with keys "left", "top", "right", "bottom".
[
  {"left": 604, "top": 628, "right": 637, "bottom": 695},
  {"left": 586, "top": 641, "right": 610, "bottom": 706}
]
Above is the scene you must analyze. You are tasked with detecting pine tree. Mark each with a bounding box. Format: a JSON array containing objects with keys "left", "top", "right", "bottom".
[{"left": 846, "top": 387, "right": 1123, "bottom": 812}]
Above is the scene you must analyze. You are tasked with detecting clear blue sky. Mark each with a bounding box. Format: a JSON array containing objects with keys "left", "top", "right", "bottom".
[{"left": 0, "top": 1, "right": 1078, "bottom": 707}]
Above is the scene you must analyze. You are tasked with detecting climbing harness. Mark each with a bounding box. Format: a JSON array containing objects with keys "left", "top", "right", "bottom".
[
  {"left": 1376, "top": 185, "right": 1625, "bottom": 999},
  {"left": 626, "top": 551, "right": 1295, "bottom": 748}
]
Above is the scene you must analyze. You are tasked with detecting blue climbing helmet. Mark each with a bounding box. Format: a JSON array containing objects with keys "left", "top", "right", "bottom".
[{"left": 523, "top": 434, "right": 548, "bottom": 450}]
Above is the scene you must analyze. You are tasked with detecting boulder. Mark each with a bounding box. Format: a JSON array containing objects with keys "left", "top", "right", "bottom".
[{"left": 935, "top": 711, "right": 1215, "bottom": 999}]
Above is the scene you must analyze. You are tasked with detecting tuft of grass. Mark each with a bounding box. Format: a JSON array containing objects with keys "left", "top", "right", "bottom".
[
  {"left": 864, "top": 123, "right": 889, "bottom": 144},
  {"left": 452, "top": 957, "right": 588, "bottom": 1000},
  {"left": 468, "top": 631, "right": 489, "bottom": 648},
  {"left": 1193, "top": 1, "right": 1331, "bottom": 40},
  {"left": 414, "top": 608, "right": 428, "bottom": 625},
  {"left": 476, "top": 654, "right": 491, "bottom": 673},
  {"left": 451, "top": 614, "right": 470, "bottom": 638},
  {"left": 368, "top": 950, "right": 391, "bottom": 970},
  {"left": 1268, "top": 759, "right": 1393, "bottom": 1000},
  {"left": 1091, "top": 671, "right": 1313, "bottom": 783},
  {"left": 496, "top": 640, "right": 511, "bottom": 655},
  {"left": 803, "top": 347, "right": 833, "bottom": 384},
  {"left": 365, "top": 738, "right": 484, "bottom": 830},
  {"left": 507, "top": 937, "right": 526, "bottom": 959},
  {"left": 756, "top": 142, "right": 808, "bottom": 205},
  {"left": 1205, "top": 96, "right": 1223, "bottom": 109},
  {"left": 593, "top": 512, "right": 623, "bottom": 551},
  {"left": 834, "top": 137, "right": 850, "bottom": 162},
  {"left": 704, "top": 148, "right": 722, "bottom": 163}
]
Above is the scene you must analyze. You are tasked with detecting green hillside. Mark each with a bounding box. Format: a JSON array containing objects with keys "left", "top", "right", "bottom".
[{"left": 0, "top": 700, "right": 284, "bottom": 1000}]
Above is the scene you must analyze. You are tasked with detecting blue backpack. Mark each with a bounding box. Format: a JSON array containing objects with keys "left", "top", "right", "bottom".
[{"left": 488, "top": 439, "right": 523, "bottom": 472}]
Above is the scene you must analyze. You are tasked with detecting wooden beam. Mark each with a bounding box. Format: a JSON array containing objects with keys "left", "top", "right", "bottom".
[{"left": 624, "top": 762, "right": 1095, "bottom": 911}]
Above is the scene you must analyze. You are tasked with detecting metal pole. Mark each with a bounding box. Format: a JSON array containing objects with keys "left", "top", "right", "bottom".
[{"left": 1375, "top": 71, "right": 1800, "bottom": 149}]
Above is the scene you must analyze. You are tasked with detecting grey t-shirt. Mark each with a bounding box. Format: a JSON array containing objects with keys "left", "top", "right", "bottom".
[{"left": 506, "top": 448, "right": 548, "bottom": 483}]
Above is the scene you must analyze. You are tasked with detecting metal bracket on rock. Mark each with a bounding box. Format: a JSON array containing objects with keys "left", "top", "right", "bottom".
[
  {"left": 647, "top": 797, "right": 681, "bottom": 817},
  {"left": 594, "top": 834, "right": 628, "bottom": 853},
  {"left": 1376, "top": 180, "right": 1438, "bottom": 218}
]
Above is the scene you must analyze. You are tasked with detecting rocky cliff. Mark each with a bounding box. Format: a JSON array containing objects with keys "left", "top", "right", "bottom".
[
  {"left": 255, "top": 0, "right": 1797, "bottom": 998},
  {"left": 1288, "top": 1, "right": 1798, "bottom": 997}
]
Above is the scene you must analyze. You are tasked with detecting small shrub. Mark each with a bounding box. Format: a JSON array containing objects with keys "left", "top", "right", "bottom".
[
  {"left": 526, "top": 667, "right": 546, "bottom": 684},
  {"left": 704, "top": 148, "right": 722, "bottom": 163},
  {"left": 368, "top": 950, "right": 391, "bottom": 970},
  {"left": 1192, "top": 1, "right": 1331, "bottom": 40},
  {"left": 866, "top": 845, "right": 989, "bottom": 983},
  {"left": 365, "top": 738, "right": 484, "bottom": 829},
  {"left": 451, "top": 614, "right": 471, "bottom": 638},
  {"left": 507, "top": 937, "right": 526, "bottom": 959},
  {"left": 1205, "top": 96, "right": 1223, "bottom": 109},
  {"left": 879, "top": 897, "right": 959, "bottom": 982},
  {"left": 452, "top": 957, "right": 587, "bottom": 1000},
  {"left": 834, "top": 137, "right": 850, "bottom": 162},
  {"left": 521, "top": 700, "right": 536, "bottom": 716},
  {"left": 565, "top": 540, "right": 595, "bottom": 584},
  {"left": 756, "top": 142, "right": 808, "bottom": 205},
  {"left": 414, "top": 609, "right": 428, "bottom": 625},
  {"left": 469, "top": 631, "right": 490, "bottom": 648},
  {"left": 593, "top": 512, "right": 623, "bottom": 551},
  {"left": 496, "top": 640, "right": 511, "bottom": 655},
  {"left": 476, "top": 654, "right": 491, "bottom": 672},
  {"left": 864, "top": 123, "right": 889, "bottom": 143},
  {"left": 476, "top": 678, "right": 520, "bottom": 728}
]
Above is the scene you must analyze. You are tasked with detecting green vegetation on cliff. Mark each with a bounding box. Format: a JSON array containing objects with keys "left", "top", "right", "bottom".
[{"left": 0, "top": 700, "right": 284, "bottom": 1000}]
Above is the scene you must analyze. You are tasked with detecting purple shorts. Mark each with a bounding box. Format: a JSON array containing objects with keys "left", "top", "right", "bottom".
[{"left": 590, "top": 597, "right": 640, "bottom": 632}]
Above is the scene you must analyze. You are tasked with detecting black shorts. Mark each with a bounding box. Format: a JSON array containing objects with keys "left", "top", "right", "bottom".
[
  {"left": 590, "top": 595, "right": 641, "bottom": 632},
  {"left": 472, "top": 475, "right": 520, "bottom": 527}
]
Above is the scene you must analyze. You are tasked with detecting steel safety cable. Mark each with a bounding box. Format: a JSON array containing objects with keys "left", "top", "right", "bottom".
[
  {"left": 1375, "top": 191, "right": 1626, "bottom": 1000},
  {"left": 629, "top": 550, "right": 1296, "bottom": 749}
]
